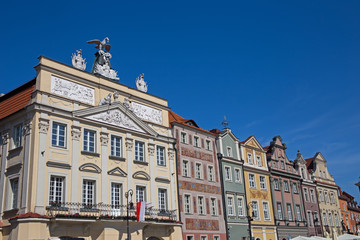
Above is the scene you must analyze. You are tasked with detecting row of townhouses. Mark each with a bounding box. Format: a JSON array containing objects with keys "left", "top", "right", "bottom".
[{"left": 0, "top": 44, "right": 359, "bottom": 240}]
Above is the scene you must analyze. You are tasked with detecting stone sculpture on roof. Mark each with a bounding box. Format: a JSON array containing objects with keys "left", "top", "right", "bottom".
[
  {"left": 71, "top": 49, "right": 86, "bottom": 70},
  {"left": 136, "top": 73, "right": 148, "bottom": 92},
  {"left": 87, "top": 37, "right": 119, "bottom": 81}
]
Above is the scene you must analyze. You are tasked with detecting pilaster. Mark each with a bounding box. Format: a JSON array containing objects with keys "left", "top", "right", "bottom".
[
  {"left": 168, "top": 148, "right": 176, "bottom": 213},
  {"left": 125, "top": 134, "right": 133, "bottom": 191},
  {"left": 148, "top": 140, "right": 155, "bottom": 204},
  {"left": 0, "top": 131, "right": 9, "bottom": 219},
  {"left": 70, "top": 124, "right": 81, "bottom": 203},
  {"left": 20, "top": 120, "right": 32, "bottom": 213},
  {"left": 100, "top": 129, "right": 108, "bottom": 203},
  {"left": 35, "top": 117, "right": 49, "bottom": 214}
]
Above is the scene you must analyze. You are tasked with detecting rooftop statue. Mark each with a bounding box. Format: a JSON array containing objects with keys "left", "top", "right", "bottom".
[
  {"left": 136, "top": 73, "right": 148, "bottom": 92},
  {"left": 87, "top": 37, "right": 119, "bottom": 81},
  {"left": 71, "top": 49, "right": 86, "bottom": 71}
]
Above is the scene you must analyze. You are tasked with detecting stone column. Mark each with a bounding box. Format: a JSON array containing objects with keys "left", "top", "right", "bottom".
[
  {"left": 70, "top": 124, "right": 81, "bottom": 203},
  {"left": 148, "top": 141, "right": 155, "bottom": 205},
  {"left": 35, "top": 118, "right": 49, "bottom": 214},
  {"left": 100, "top": 129, "right": 109, "bottom": 203},
  {"left": 125, "top": 134, "right": 133, "bottom": 192},
  {"left": 20, "top": 121, "right": 32, "bottom": 213},
  {"left": 0, "top": 131, "right": 9, "bottom": 219}
]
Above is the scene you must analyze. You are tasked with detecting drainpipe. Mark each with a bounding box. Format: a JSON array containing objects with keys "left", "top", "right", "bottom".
[{"left": 217, "top": 153, "right": 230, "bottom": 240}]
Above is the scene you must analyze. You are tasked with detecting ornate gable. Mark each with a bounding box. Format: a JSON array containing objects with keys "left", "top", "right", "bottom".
[
  {"left": 73, "top": 103, "right": 158, "bottom": 136},
  {"left": 108, "top": 167, "right": 127, "bottom": 177},
  {"left": 244, "top": 136, "right": 264, "bottom": 151}
]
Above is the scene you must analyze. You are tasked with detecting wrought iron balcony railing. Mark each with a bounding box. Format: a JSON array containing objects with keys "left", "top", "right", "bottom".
[{"left": 46, "top": 202, "right": 177, "bottom": 222}]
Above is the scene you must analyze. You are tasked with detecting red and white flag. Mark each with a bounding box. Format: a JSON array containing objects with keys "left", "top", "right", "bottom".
[{"left": 136, "top": 202, "right": 145, "bottom": 222}]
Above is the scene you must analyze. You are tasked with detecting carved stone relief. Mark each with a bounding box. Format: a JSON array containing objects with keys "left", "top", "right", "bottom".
[
  {"left": 1, "top": 132, "right": 9, "bottom": 145},
  {"left": 148, "top": 144, "right": 155, "bottom": 156},
  {"left": 85, "top": 109, "right": 145, "bottom": 133},
  {"left": 100, "top": 132, "right": 109, "bottom": 146},
  {"left": 51, "top": 76, "right": 95, "bottom": 105},
  {"left": 132, "top": 102, "right": 162, "bottom": 125},
  {"left": 71, "top": 126, "right": 81, "bottom": 141},
  {"left": 168, "top": 149, "right": 175, "bottom": 161},
  {"left": 125, "top": 138, "right": 133, "bottom": 151},
  {"left": 23, "top": 122, "right": 32, "bottom": 136},
  {"left": 38, "top": 119, "right": 49, "bottom": 134}
]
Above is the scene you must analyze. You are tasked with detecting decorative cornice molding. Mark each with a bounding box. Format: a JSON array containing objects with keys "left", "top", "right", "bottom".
[
  {"left": 108, "top": 167, "right": 127, "bottom": 177},
  {"left": 155, "top": 177, "right": 170, "bottom": 183},
  {"left": 46, "top": 161, "right": 71, "bottom": 169},
  {"left": 79, "top": 163, "right": 101, "bottom": 174},
  {"left": 132, "top": 171, "right": 150, "bottom": 181}
]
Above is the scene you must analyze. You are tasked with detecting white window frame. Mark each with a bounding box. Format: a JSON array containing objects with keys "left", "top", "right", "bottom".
[
  {"left": 197, "top": 196, "right": 205, "bottom": 215},
  {"left": 83, "top": 129, "right": 96, "bottom": 153},
  {"left": 309, "top": 189, "right": 315, "bottom": 203},
  {"left": 211, "top": 197, "right": 217, "bottom": 216},
  {"left": 158, "top": 188, "right": 167, "bottom": 211},
  {"left": 256, "top": 155, "right": 262, "bottom": 167},
  {"left": 110, "top": 135, "right": 122, "bottom": 157},
  {"left": 49, "top": 176, "right": 65, "bottom": 204},
  {"left": 238, "top": 197, "right": 244, "bottom": 217},
  {"left": 277, "top": 202, "right": 283, "bottom": 220},
  {"left": 296, "top": 204, "right": 302, "bottom": 221},
  {"left": 324, "top": 191, "right": 329, "bottom": 203},
  {"left": 182, "top": 160, "right": 189, "bottom": 177},
  {"left": 227, "top": 146, "right": 232, "bottom": 157},
  {"left": 156, "top": 145, "right": 166, "bottom": 166},
  {"left": 249, "top": 174, "right": 256, "bottom": 189},
  {"left": 287, "top": 203, "right": 293, "bottom": 221},
  {"left": 227, "top": 195, "right": 235, "bottom": 216},
  {"left": 247, "top": 153, "right": 253, "bottom": 164},
  {"left": 193, "top": 136, "right": 200, "bottom": 147},
  {"left": 323, "top": 212, "right": 328, "bottom": 226},
  {"left": 52, "top": 122, "right": 66, "bottom": 148},
  {"left": 184, "top": 194, "right": 192, "bottom": 214},
  {"left": 259, "top": 176, "right": 267, "bottom": 190},
  {"left": 280, "top": 160, "right": 285, "bottom": 169},
  {"left": 307, "top": 211, "right": 313, "bottom": 226},
  {"left": 82, "top": 179, "right": 96, "bottom": 206},
  {"left": 225, "top": 166, "right": 232, "bottom": 181},
  {"left": 10, "top": 178, "right": 19, "bottom": 209},
  {"left": 136, "top": 185, "right": 146, "bottom": 203},
  {"left": 111, "top": 182, "right": 122, "bottom": 209},
  {"left": 274, "top": 179, "right": 279, "bottom": 190},
  {"left": 263, "top": 201, "right": 271, "bottom": 220},
  {"left": 284, "top": 181, "right": 289, "bottom": 192},
  {"left": 13, "top": 124, "right": 22, "bottom": 149},
  {"left": 234, "top": 168, "right": 241, "bottom": 183},
  {"left": 181, "top": 132, "right": 188, "bottom": 144},
  {"left": 252, "top": 200, "right": 260, "bottom": 220},
  {"left": 208, "top": 165, "right": 214, "bottom": 182},
  {"left": 135, "top": 141, "right": 145, "bottom": 162},
  {"left": 293, "top": 182, "right": 298, "bottom": 194},
  {"left": 206, "top": 140, "right": 211, "bottom": 150},
  {"left": 195, "top": 162, "right": 203, "bottom": 179},
  {"left": 304, "top": 188, "right": 309, "bottom": 202}
]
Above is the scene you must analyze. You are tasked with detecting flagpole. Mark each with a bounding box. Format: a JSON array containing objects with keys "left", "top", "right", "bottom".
[{"left": 125, "top": 189, "right": 133, "bottom": 240}]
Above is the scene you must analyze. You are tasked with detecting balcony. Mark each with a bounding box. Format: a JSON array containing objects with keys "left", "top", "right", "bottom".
[{"left": 46, "top": 202, "right": 178, "bottom": 223}]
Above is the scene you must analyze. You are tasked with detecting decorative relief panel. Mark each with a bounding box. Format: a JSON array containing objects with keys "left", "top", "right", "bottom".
[
  {"left": 132, "top": 102, "right": 162, "bottom": 125},
  {"left": 185, "top": 219, "right": 219, "bottom": 231},
  {"left": 181, "top": 147, "right": 213, "bottom": 162},
  {"left": 51, "top": 76, "right": 94, "bottom": 105},
  {"left": 85, "top": 109, "right": 145, "bottom": 133}
]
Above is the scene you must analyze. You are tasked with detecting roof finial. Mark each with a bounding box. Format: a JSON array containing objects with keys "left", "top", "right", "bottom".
[{"left": 221, "top": 116, "right": 229, "bottom": 128}]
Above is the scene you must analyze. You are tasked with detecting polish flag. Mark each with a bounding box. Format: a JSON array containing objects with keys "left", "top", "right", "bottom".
[{"left": 136, "top": 202, "right": 145, "bottom": 222}]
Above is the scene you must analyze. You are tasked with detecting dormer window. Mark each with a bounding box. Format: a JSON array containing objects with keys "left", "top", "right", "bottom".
[
  {"left": 301, "top": 168, "right": 306, "bottom": 179},
  {"left": 247, "top": 153, "right": 253, "bottom": 164},
  {"left": 226, "top": 147, "right": 232, "bottom": 157}
]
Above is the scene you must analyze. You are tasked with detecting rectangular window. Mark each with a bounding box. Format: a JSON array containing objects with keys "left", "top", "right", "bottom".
[
  {"left": 181, "top": 132, "right": 187, "bottom": 143},
  {"left": 135, "top": 141, "right": 145, "bottom": 162},
  {"left": 214, "top": 236, "right": 220, "bottom": 240},
  {"left": 330, "top": 192, "right": 335, "bottom": 204},
  {"left": 274, "top": 179, "right": 279, "bottom": 190},
  {"left": 211, "top": 198, "right": 217, "bottom": 215},
  {"left": 319, "top": 191, "right": 324, "bottom": 202},
  {"left": 183, "top": 160, "right": 189, "bottom": 177},
  {"left": 329, "top": 213, "right": 334, "bottom": 226},
  {"left": 111, "top": 135, "right": 122, "bottom": 157},
  {"left": 194, "top": 136, "right": 200, "bottom": 147},
  {"left": 260, "top": 176, "right": 266, "bottom": 190},
  {"left": 256, "top": 156, "right": 262, "bottom": 167},
  {"left": 323, "top": 212, "right": 328, "bottom": 225},
  {"left": 227, "top": 196, "right": 234, "bottom": 216},
  {"left": 206, "top": 140, "right": 211, "bottom": 150},
  {"left": 201, "top": 236, "right": 207, "bottom": 240},
  {"left": 280, "top": 160, "right": 285, "bottom": 169},
  {"left": 184, "top": 194, "right": 191, "bottom": 214},
  {"left": 208, "top": 165, "right": 214, "bottom": 182},
  {"left": 284, "top": 181, "right": 289, "bottom": 192},
  {"left": 304, "top": 188, "right": 309, "bottom": 202},
  {"left": 225, "top": 166, "right": 231, "bottom": 181},
  {"left": 13, "top": 124, "right": 22, "bottom": 148},
  {"left": 238, "top": 197, "right": 244, "bottom": 217},
  {"left": 293, "top": 183, "right": 298, "bottom": 193},
  {"left": 136, "top": 186, "right": 146, "bottom": 202},
  {"left": 314, "top": 212, "right": 319, "bottom": 226},
  {"left": 187, "top": 236, "right": 194, "bottom": 240},
  {"left": 227, "top": 147, "right": 232, "bottom": 157},
  {"left": 196, "top": 163, "right": 202, "bottom": 179},
  {"left": 247, "top": 153, "right": 253, "bottom": 164},
  {"left": 10, "top": 178, "right": 19, "bottom": 209},
  {"left": 287, "top": 203, "right": 293, "bottom": 221},
  {"left": 310, "top": 189, "right": 316, "bottom": 202},
  {"left": 83, "top": 129, "right": 95, "bottom": 152},
  {"left": 156, "top": 146, "right": 165, "bottom": 166},
  {"left": 52, "top": 122, "right": 66, "bottom": 147},
  {"left": 324, "top": 192, "right": 329, "bottom": 203},
  {"left": 252, "top": 201, "right": 259, "bottom": 220},
  {"left": 111, "top": 183, "right": 122, "bottom": 208},
  {"left": 277, "top": 202, "right": 283, "bottom": 220},
  {"left": 198, "top": 196, "right": 204, "bottom": 215},
  {"left": 263, "top": 202, "right": 270, "bottom": 220},
  {"left": 235, "top": 169, "right": 241, "bottom": 183},
  {"left": 296, "top": 205, "right": 302, "bottom": 221},
  {"left": 335, "top": 213, "right": 340, "bottom": 227},
  {"left": 82, "top": 180, "right": 95, "bottom": 206},
  {"left": 49, "top": 176, "right": 64, "bottom": 204},
  {"left": 249, "top": 174, "right": 256, "bottom": 188},
  {"left": 158, "top": 189, "right": 167, "bottom": 210},
  {"left": 307, "top": 211, "right": 313, "bottom": 226}
]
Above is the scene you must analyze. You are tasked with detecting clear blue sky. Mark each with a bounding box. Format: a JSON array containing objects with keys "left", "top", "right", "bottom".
[{"left": 1, "top": 1, "right": 360, "bottom": 199}]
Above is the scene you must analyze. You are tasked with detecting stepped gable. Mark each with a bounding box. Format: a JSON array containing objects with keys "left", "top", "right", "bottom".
[{"left": 0, "top": 79, "right": 35, "bottom": 120}]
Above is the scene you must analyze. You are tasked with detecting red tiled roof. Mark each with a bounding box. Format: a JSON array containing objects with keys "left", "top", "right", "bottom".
[
  {"left": 239, "top": 135, "right": 254, "bottom": 145},
  {"left": 305, "top": 157, "right": 313, "bottom": 172},
  {"left": 9, "top": 212, "right": 49, "bottom": 221},
  {"left": 168, "top": 110, "right": 215, "bottom": 135},
  {"left": 0, "top": 79, "right": 35, "bottom": 120}
]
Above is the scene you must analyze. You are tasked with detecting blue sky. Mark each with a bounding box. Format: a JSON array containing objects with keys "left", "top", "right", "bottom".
[{"left": 1, "top": 1, "right": 360, "bottom": 199}]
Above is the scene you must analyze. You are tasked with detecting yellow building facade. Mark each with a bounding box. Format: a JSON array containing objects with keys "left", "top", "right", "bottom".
[
  {"left": 0, "top": 56, "right": 181, "bottom": 239},
  {"left": 240, "top": 136, "right": 277, "bottom": 240}
]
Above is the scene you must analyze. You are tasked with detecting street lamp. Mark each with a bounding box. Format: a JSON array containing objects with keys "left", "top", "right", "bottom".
[{"left": 125, "top": 189, "right": 133, "bottom": 240}]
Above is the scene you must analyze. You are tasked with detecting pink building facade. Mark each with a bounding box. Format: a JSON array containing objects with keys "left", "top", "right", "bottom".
[
  {"left": 265, "top": 136, "right": 308, "bottom": 240},
  {"left": 169, "top": 111, "right": 227, "bottom": 240},
  {"left": 294, "top": 151, "right": 323, "bottom": 236}
]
